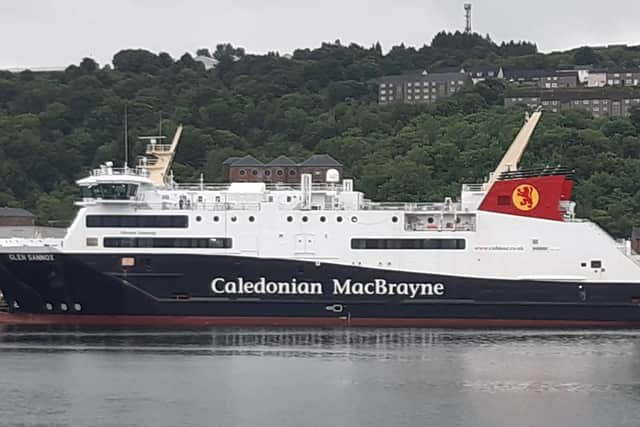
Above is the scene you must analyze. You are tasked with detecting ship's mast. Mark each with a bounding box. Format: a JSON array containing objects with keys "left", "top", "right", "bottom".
[
  {"left": 137, "top": 125, "right": 183, "bottom": 185},
  {"left": 485, "top": 109, "right": 543, "bottom": 189}
]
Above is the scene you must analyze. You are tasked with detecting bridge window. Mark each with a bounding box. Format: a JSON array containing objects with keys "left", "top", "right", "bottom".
[
  {"left": 351, "top": 238, "right": 466, "bottom": 250},
  {"left": 104, "top": 237, "right": 232, "bottom": 249},
  {"left": 85, "top": 183, "right": 138, "bottom": 200},
  {"left": 86, "top": 215, "right": 188, "bottom": 228}
]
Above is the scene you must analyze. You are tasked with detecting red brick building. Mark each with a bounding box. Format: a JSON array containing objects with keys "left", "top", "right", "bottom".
[
  {"left": 0, "top": 208, "right": 36, "bottom": 226},
  {"left": 224, "top": 154, "right": 343, "bottom": 184}
]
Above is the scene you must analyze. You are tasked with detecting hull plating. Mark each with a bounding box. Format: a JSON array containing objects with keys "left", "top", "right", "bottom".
[{"left": 1, "top": 252, "right": 640, "bottom": 327}]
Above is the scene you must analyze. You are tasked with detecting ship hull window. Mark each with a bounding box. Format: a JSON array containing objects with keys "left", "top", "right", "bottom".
[
  {"left": 86, "top": 215, "right": 189, "bottom": 228},
  {"left": 104, "top": 237, "right": 232, "bottom": 249},
  {"left": 351, "top": 238, "right": 466, "bottom": 250}
]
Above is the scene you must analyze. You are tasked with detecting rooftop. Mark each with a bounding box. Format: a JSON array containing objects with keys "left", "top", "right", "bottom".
[
  {"left": 230, "top": 155, "right": 264, "bottom": 166},
  {"left": 506, "top": 87, "right": 640, "bottom": 101},
  {"left": 301, "top": 154, "right": 342, "bottom": 167},
  {"left": 504, "top": 69, "right": 578, "bottom": 79},
  {"left": 0, "top": 207, "right": 36, "bottom": 218},
  {"left": 266, "top": 155, "right": 296, "bottom": 166},
  {"left": 375, "top": 70, "right": 470, "bottom": 84},
  {"left": 222, "top": 157, "right": 241, "bottom": 166}
]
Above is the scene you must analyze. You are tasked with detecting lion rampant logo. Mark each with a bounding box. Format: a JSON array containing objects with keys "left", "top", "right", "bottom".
[{"left": 512, "top": 184, "right": 539, "bottom": 211}]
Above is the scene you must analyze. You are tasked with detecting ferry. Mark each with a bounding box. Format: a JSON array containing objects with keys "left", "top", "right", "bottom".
[{"left": 2, "top": 111, "right": 640, "bottom": 327}]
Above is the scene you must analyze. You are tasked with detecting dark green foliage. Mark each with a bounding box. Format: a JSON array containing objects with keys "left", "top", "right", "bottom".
[
  {"left": 574, "top": 46, "right": 598, "bottom": 65},
  {"left": 2, "top": 39, "right": 640, "bottom": 236}
]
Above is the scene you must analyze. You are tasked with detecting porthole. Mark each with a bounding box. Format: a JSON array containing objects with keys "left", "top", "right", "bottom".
[
  {"left": 351, "top": 216, "right": 358, "bottom": 223},
  {"left": 74, "top": 303, "right": 82, "bottom": 312},
  {"left": 287, "top": 216, "right": 293, "bottom": 222},
  {"left": 392, "top": 216, "right": 399, "bottom": 223},
  {"left": 239, "top": 170, "right": 246, "bottom": 176},
  {"left": 320, "top": 216, "right": 326, "bottom": 222},
  {"left": 265, "top": 170, "right": 271, "bottom": 176},
  {"left": 213, "top": 216, "right": 220, "bottom": 222},
  {"left": 289, "top": 170, "right": 296, "bottom": 176},
  {"left": 196, "top": 216, "right": 202, "bottom": 222},
  {"left": 60, "top": 303, "right": 68, "bottom": 312},
  {"left": 337, "top": 216, "right": 343, "bottom": 223},
  {"left": 231, "top": 216, "right": 237, "bottom": 222},
  {"left": 302, "top": 216, "right": 308, "bottom": 222},
  {"left": 277, "top": 170, "right": 284, "bottom": 176},
  {"left": 252, "top": 169, "right": 258, "bottom": 176},
  {"left": 249, "top": 216, "right": 255, "bottom": 222},
  {"left": 427, "top": 217, "right": 435, "bottom": 224},
  {"left": 45, "top": 303, "right": 53, "bottom": 311}
]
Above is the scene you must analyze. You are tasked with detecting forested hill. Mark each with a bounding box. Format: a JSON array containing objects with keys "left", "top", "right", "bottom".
[{"left": 1, "top": 32, "right": 640, "bottom": 235}]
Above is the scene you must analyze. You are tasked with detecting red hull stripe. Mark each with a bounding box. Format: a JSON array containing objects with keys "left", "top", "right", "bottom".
[{"left": 1, "top": 313, "right": 640, "bottom": 328}]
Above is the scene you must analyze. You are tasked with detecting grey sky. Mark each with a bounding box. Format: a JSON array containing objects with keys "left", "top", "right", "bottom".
[{"left": 1, "top": 0, "right": 639, "bottom": 69}]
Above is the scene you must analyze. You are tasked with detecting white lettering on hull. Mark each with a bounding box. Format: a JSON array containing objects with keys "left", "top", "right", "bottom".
[
  {"left": 331, "top": 279, "right": 445, "bottom": 297},
  {"left": 211, "top": 277, "right": 445, "bottom": 298},
  {"left": 211, "top": 277, "right": 323, "bottom": 296},
  {"left": 8, "top": 254, "right": 55, "bottom": 262}
]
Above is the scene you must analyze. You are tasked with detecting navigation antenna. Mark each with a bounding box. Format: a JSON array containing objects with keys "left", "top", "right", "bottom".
[
  {"left": 124, "top": 103, "right": 129, "bottom": 170},
  {"left": 464, "top": 4, "right": 472, "bottom": 33}
]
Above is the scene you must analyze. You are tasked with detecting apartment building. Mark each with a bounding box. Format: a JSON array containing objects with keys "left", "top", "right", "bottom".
[
  {"left": 504, "top": 87, "right": 640, "bottom": 118},
  {"left": 503, "top": 70, "right": 579, "bottom": 88},
  {"left": 376, "top": 70, "right": 471, "bottom": 105}
]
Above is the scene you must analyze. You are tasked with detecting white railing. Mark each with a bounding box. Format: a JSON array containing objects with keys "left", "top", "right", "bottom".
[
  {"left": 170, "top": 183, "right": 232, "bottom": 191},
  {"left": 131, "top": 201, "right": 263, "bottom": 212},
  {"left": 90, "top": 167, "right": 149, "bottom": 178},
  {"left": 462, "top": 183, "right": 485, "bottom": 192},
  {"left": 168, "top": 182, "right": 349, "bottom": 192},
  {"left": 361, "top": 202, "right": 461, "bottom": 212},
  {"left": 137, "top": 158, "right": 159, "bottom": 167},
  {"left": 146, "top": 144, "right": 172, "bottom": 154}
]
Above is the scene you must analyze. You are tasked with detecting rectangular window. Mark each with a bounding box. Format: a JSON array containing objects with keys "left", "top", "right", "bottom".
[
  {"left": 104, "top": 237, "right": 232, "bottom": 248},
  {"left": 351, "top": 238, "right": 466, "bottom": 250},
  {"left": 87, "top": 215, "right": 189, "bottom": 228}
]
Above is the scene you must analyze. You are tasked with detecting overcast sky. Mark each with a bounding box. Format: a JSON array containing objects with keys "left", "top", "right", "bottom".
[{"left": 2, "top": 0, "right": 640, "bottom": 69}]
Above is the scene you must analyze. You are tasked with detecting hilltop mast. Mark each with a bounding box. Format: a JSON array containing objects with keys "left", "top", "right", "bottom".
[{"left": 464, "top": 4, "right": 472, "bottom": 33}]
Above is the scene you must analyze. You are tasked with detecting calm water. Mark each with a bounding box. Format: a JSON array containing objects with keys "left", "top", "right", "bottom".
[{"left": 0, "top": 327, "right": 639, "bottom": 427}]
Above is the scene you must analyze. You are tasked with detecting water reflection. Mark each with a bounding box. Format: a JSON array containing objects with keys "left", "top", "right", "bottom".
[{"left": 1, "top": 327, "right": 639, "bottom": 427}]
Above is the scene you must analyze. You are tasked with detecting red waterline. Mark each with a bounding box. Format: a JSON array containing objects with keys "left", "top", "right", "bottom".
[{"left": 1, "top": 313, "right": 640, "bottom": 328}]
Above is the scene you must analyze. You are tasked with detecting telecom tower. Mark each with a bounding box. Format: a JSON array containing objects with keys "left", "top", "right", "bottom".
[{"left": 464, "top": 4, "right": 472, "bottom": 33}]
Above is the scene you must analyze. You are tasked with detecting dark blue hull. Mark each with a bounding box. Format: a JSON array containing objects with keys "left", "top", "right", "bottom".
[{"left": 2, "top": 252, "right": 640, "bottom": 327}]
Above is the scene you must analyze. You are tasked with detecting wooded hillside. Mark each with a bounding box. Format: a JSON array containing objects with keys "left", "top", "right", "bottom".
[{"left": 1, "top": 32, "right": 640, "bottom": 235}]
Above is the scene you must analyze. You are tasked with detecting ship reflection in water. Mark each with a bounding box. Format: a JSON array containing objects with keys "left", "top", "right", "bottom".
[{"left": 0, "top": 327, "right": 639, "bottom": 427}]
